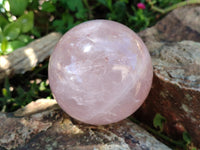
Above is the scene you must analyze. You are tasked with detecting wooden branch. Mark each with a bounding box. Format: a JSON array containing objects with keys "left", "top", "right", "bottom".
[{"left": 0, "top": 32, "right": 62, "bottom": 83}]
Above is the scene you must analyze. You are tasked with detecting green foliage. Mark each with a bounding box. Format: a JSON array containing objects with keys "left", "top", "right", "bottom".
[
  {"left": 3, "top": 22, "right": 21, "bottom": 40},
  {"left": 153, "top": 113, "right": 166, "bottom": 132},
  {"left": 151, "top": 113, "right": 196, "bottom": 149},
  {"left": 40, "top": 0, "right": 88, "bottom": 33},
  {"left": 42, "top": 0, "right": 165, "bottom": 33},
  {"left": 66, "top": 0, "right": 84, "bottom": 11},
  {"left": 0, "top": 77, "right": 51, "bottom": 112},
  {"left": 8, "top": 0, "right": 28, "bottom": 16},
  {"left": 97, "top": 0, "right": 113, "bottom": 10},
  {"left": 0, "top": 77, "right": 13, "bottom": 112},
  {"left": 18, "top": 34, "right": 33, "bottom": 43},
  {"left": 0, "top": 16, "right": 8, "bottom": 29},
  {"left": 41, "top": 1, "right": 56, "bottom": 13},
  {"left": 17, "top": 11, "right": 34, "bottom": 33},
  {"left": 0, "top": 0, "right": 34, "bottom": 55},
  {"left": 182, "top": 131, "right": 191, "bottom": 145},
  {"left": 107, "top": 1, "right": 127, "bottom": 21},
  {"left": 0, "top": 0, "right": 188, "bottom": 55}
]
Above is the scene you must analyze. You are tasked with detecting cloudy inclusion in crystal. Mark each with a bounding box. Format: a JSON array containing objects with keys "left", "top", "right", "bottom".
[{"left": 48, "top": 20, "right": 153, "bottom": 125}]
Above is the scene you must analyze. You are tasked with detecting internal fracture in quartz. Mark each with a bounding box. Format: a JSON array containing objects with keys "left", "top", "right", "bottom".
[{"left": 48, "top": 20, "right": 153, "bottom": 125}]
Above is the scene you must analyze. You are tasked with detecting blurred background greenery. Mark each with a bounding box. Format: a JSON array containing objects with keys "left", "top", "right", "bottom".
[{"left": 0, "top": 0, "right": 183, "bottom": 55}]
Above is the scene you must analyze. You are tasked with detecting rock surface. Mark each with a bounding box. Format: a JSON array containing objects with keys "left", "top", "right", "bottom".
[
  {"left": 135, "top": 6, "right": 200, "bottom": 147},
  {"left": 0, "top": 99, "right": 171, "bottom": 150},
  {"left": 139, "top": 6, "right": 200, "bottom": 45}
]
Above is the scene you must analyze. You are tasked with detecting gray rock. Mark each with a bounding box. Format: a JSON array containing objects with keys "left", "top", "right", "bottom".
[
  {"left": 0, "top": 99, "right": 171, "bottom": 150},
  {"left": 135, "top": 5, "right": 200, "bottom": 148}
]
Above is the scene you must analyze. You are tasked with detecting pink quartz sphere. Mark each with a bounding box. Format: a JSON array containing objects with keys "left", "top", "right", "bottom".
[{"left": 48, "top": 20, "right": 153, "bottom": 125}]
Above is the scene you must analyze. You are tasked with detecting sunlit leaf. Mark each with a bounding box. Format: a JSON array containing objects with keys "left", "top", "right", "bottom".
[
  {"left": 1, "top": 39, "right": 8, "bottom": 53},
  {"left": 17, "top": 11, "right": 34, "bottom": 33},
  {"left": 8, "top": 0, "right": 28, "bottom": 16},
  {"left": 39, "top": 81, "right": 46, "bottom": 91},
  {"left": 2, "top": 88, "right": 7, "bottom": 97},
  {"left": 3, "top": 22, "right": 21, "bottom": 40}
]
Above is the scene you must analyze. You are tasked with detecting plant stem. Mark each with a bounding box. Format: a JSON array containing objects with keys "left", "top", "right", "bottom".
[{"left": 149, "top": 0, "right": 200, "bottom": 14}]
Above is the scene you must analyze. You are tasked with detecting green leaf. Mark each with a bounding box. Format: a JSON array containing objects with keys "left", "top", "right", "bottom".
[
  {"left": 97, "top": 0, "right": 107, "bottom": 6},
  {"left": 0, "top": 15, "right": 9, "bottom": 29},
  {"left": 2, "top": 88, "right": 7, "bottom": 97},
  {"left": 8, "top": 0, "right": 28, "bottom": 16},
  {"left": 182, "top": 131, "right": 191, "bottom": 145},
  {"left": 97, "top": 0, "right": 112, "bottom": 10},
  {"left": 52, "top": 0, "right": 57, "bottom": 3},
  {"left": 60, "top": 0, "right": 68, "bottom": 7},
  {"left": 39, "top": 81, "right": 47, "bottom": 91},
  {"left": 107, "top": 0, "right": 113, "bottom": 10},
  {"left": 0, "top": 30, "right": 4, "bottom": 42},
  {"left": 41, "top": 1, "right": 56, "bottom": 12},
  {"left": 52, "top": 19, "right": 66, "bottom": 33},
  {"left": 1, "top": 40, "right": 26, "bottom": 55},
  {"left": 119, "top": 0, "right": 128, "bottom": 3},
  {"left": 3, "top": 22, "right": 21, "bottom": 40},
  {"left": 17, "top": 34, "right": 32, "bottom": 43},
  {"left": 66, "top": 0, "right": 84, "bottom": 11},
  {"left": 7, "top": 40, "right": 26, "bottom": 51},
  {"left": 28, "top": 0, "right": 39, "bottom": 10},
  {"left": 153, "top": 113, "right": 166, "bottom": 132},
  {"left": 16, "top": 11, "right": 34, "bottom": 33},
  {"left": 31, "top": 27, "right": 41, "bottom": 38},
  {"left": 108, "top": 1, "right": 126, "bottom": 21},
  {"left": 75, "top": 8, "right": 87, "bottom": 19},
  {"left": 52, "top": 13, "right": 76, "bottom": 33},
  {"left": 63, "top": 13, "right": 75, "bottom": 29},
  {"left": 1, "top": 39, "right": 8, "bottom": 53}
]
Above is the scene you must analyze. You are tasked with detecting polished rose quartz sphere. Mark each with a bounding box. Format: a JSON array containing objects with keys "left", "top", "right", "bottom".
[{"left": 48, "top": 20, "right": 153, "bottom": 125}]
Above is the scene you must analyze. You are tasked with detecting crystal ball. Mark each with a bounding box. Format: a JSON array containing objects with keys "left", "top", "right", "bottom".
[{"left": 48, "top": 20, "right": 153, "bottom": 125}]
